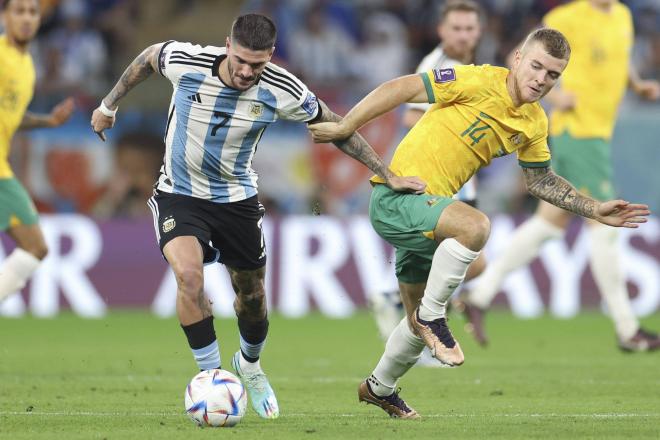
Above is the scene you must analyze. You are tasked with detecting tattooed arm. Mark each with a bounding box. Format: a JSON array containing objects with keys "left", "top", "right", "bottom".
[
  {"left": 90, "top": 43, "right": 163, "bottom": 141},
  {"left": 523, "top": 166, "right": 650, "bottom": 228},
  {"left": 313, "top": 99, "right": 426, "bottom": 194}
]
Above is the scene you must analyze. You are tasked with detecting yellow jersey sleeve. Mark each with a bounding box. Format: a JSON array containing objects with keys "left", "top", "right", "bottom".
[
  {"left": 517, "top": 117, "right": 551, "bottom": 168},
  {"left": 420, "top": 64, "right": 483, "bottom": 105}
]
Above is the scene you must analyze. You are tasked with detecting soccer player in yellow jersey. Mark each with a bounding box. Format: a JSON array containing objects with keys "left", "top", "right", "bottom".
[
  {"left": 309, "top": 28, "right": 650, "bottom": 419},
  {"left": 368, "top": 0, "right": 485, "bottom": 369},
  {"left": 0, "top": 0, "right": 74, "bottom": 305},
  {"left": 464, "top": 0, "right": 660, "bottom": 352}
]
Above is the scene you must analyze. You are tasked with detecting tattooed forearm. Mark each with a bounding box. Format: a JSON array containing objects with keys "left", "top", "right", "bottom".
[
  {"left": 103, "top": 44, "right": 161, "bottom": 108},
  {"left": 316, "top": 100, "right": 394, "bottom": 180},
  {"left": 523, "top": 167, "right": 597, "bottom": 218}
]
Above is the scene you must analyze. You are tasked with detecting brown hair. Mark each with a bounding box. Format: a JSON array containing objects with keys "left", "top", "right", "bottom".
[
  {"left": 230, "top": 13, "right": 277, "bottom": 51},
  {"left": 2, "top": 0, "right": 40, "bottom": 10},
  {"left": 523, "top": 28, "right": 571, "bottom": 60},
  {"left": 438, "top": 0, "right": 482, "bottom": 23}
]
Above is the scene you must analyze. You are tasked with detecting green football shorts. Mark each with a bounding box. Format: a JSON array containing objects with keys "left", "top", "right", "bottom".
[
  {"left": 550, "top": 132, "right": 614, "bottom": 201},
  {"left": 369, "top": 184, "right": 455, "bottom": 284},
  {"left": 0, "top": 177, "right": 39, "bottom": 231}
]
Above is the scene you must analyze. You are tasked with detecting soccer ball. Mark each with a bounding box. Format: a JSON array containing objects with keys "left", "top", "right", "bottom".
[{"left": 184, "top": 369, "right": 247, "bottom": 427}]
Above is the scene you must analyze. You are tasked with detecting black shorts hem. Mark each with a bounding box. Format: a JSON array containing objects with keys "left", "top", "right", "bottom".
[{"left": 158, "top": 231, "right": 221, "bottom": 265}]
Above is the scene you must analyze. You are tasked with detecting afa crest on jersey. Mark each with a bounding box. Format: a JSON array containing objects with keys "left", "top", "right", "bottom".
[{"left": 249, "top": 103, "right": 264, "bottom": 118}]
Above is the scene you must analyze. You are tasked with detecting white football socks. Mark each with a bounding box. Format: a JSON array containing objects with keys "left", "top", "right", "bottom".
[
  {"left": 468, "top": 216, "right": 563, "bottom": 309},
  {"left": 371, "top": 317, "right": 425, "bottom": 396},
  {"left": 0, "top": 248, "right": 41, "bottom": 303},
  {"left": 418, "top": 238, "right": 480, "bottom": 321},
  {"left": 238, "top": 350, "right": 263, "bottom": 373},
  {"left": 588, "top": 225, "right": 638, "bottom": 340}
]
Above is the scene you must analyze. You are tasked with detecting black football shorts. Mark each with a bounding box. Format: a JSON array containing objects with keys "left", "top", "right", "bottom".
[{"left": 148, "top": 190, "right": 266, "bottom": 269}]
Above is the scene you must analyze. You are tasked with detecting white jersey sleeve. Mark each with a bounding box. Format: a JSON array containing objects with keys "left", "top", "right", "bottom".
[
  {"left": 157, "top": 40, "right": 220, "bottom": 85},
  {"left": 260, "top": 63, "right": 319, "bottom": 123}
]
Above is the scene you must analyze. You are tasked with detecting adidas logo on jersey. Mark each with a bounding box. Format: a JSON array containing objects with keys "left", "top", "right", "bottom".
[{"left": 188, "top": 93, "right": 202, "bottom": 103}]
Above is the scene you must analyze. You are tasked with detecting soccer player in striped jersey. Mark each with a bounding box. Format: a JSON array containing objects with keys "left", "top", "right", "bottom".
[
  {"left": 368, "top": 0, "right": 487, "bottom": 368},
  {"left": 310, "top": 28, "right": 650, "bottom": 418},
  {"left": 462, "top": 0, "right": 660, "bottom": 352},
  {"left": 0, "top": 0, "right": 74, "bottom": 306},
  {"left": 90, "top": 13, "right": 424, "bottom": 419}
]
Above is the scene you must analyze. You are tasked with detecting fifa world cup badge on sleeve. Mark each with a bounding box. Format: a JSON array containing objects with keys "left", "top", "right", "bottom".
[
  {"left": 302, "top": 92, "right": 319, "bottom": 116},
  {"left": 433, "top": 68, "right": 456, "bottom": 83}
]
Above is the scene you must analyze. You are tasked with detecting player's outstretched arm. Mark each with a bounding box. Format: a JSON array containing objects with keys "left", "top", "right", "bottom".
[
  {"left": 91, "top": 43, "right": 163, "bottom": 141},
  {"left": 523, "top": 166, "right": 650, "bottom": 228},
  {"left": 629, "top": 64, "right": 660, "bottom": 101},
  {"left": 312, "top": 99, "right": 426, "bottom": 194},
  {"left": 19, "top": 97, "right": 75, "bottom": 130},
  {"left": 308, "top": 74, "right": 428, "bottom": 143}
]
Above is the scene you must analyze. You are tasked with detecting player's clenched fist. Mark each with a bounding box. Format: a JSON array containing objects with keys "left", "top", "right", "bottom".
[
  {"left": 90, "top": 100, "right": 117, "bottom": 142},
  {"left": 308, "top": 121, "right": 352, "bottom": 143}
]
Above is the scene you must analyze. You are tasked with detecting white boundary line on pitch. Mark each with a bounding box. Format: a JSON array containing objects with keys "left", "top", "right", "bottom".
[{"left": 1, "top": 411, "right": 659, "bottom": 418}]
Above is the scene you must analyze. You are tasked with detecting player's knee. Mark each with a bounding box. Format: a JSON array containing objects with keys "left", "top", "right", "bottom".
[
  {"left": 175, "top": 267, "right": 204, "bottom": 296},
  {"left": 460, "top": 211, "right": 490, "bottom": 250}
]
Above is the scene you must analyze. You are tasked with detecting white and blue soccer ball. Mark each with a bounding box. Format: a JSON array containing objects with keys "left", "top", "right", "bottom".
[{"left": 184, "top": 369, "right": 247, "bottom": 427}]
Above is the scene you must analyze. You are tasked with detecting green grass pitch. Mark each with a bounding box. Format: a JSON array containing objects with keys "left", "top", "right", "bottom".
[{"left": 1, "top": 310, "right": 659, "bottom": 439}]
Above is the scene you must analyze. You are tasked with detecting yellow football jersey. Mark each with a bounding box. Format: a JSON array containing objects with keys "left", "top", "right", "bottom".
[
  {"left": 544, "top": 0, "right": 633, "bottom": 140},
  {"left": 0, "top": 35, "right": 36, "bottom": 178},
  {"left": 372, "top": 64, "right": 550, "bottom": 197}
]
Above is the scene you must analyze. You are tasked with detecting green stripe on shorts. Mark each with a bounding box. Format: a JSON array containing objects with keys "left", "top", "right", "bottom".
[
  {"left": 0, "top": 177, "right": 39, "bottom": 231},
  {"left": 368, "top": 184, "right": 454, "bottom": 284}
]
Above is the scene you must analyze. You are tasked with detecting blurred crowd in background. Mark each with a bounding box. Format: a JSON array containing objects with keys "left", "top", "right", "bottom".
[{"left": 4, "top": 0, "right": 660, "bottom": 219}]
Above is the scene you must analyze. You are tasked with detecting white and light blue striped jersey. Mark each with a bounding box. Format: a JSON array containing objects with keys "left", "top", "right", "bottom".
[
  {"left": 155, "top": 40, "right": 320, "bottom": 203},
  {"left": 408, "top": 46, "right": 477, "bottom": 202}
]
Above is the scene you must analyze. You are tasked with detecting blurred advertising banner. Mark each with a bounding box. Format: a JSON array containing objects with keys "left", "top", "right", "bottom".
[{"left": 1, "top": 214, "right": 659, "bottom": 319}]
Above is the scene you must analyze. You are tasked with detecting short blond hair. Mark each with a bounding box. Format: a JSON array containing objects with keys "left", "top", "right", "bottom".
[{"left": 522, "top": 28, "right": 571, "bottom": 60}]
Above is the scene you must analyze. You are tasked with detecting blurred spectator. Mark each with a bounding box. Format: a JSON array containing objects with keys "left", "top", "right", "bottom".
[
  {"left": 288, "top": 2, "right": 356, "bottom": 92},
  {"left": 93, "top": 133, "right": 164, "bottom": 219},
  {"left": 37, "top": 0, "right": 109, "bottom": 109},
  {"left": 89, "top": 0, "right": 139, "bottom": 77},
  {"left": 353, "top": 11, "right": 409, "bottom": 93}
]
